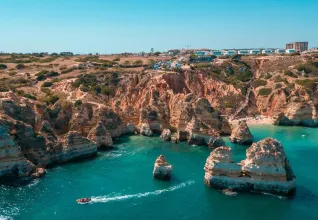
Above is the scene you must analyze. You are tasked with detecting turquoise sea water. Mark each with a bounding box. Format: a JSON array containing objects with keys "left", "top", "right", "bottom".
[{"left": 1, "top": 125, "right": 318, "bottom": 220}]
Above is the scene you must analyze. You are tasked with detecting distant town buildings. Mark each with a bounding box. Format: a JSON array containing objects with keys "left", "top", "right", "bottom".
[
  {"left": 275, "top": 49, "right": 286, "bottom": 54},
  {"left": 249, "top": 49, "right": 261, "bottom": 55},
  {"left": 286, "top": 42, "right": 308, "bottom": 52},
  {"left": 262, "top": 49, "right": 273, "bottom": 55},
  {"left": 238, "top": 50, "right": 249, "bottom": 55},
  {"left": 286, "top": 49, "right": 296, "bottom": 54}
]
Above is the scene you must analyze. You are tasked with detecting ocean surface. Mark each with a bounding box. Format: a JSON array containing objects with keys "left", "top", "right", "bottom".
[{"left": 1, "top": 125, "right": 318, "bottom": 220}]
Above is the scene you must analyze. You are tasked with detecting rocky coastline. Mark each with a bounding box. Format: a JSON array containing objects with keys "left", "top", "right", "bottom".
[{"left": 0, "top": 57, "right": 308, "bottom": 196}]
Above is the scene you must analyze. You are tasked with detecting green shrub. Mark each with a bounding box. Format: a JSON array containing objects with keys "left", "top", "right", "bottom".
[
  {"left": 24, "top": 93, "right": 37, "bottom": 100},
  {"left": 74, "top": 100, "right": 82, "bottom": 107},
  {"left": 8, "top": 71, "right": 18, "bottom": 76},
  {"left": 297, "top": 64, "right": 313, "bottom": 74},
  {"left": 72, "top": 72, "right": 119, "bottom": 96},
  {"left": 264, "top": 73, "right": 272, "bottom": 79},
  {"left": 41, "top": 87, "right": 51, "bottom": 94},
  {"left": 16, "top": 63, "right": 26, "bottom": 70},
  {"left": 295, "top": 79, "right": 316, "bottom": 90},
  {"left": 284, "top": 70, "right": 298, "bottom": 78},
  {"left": 286, "top": 83, "right": 295, "bottom": 89},
  {"left": 61, "top": 68, "right": 73, "bottom": 74},
  {"left": 252, "top": 79, "right": 267, "bottom": 88},
  {"left": 258, "top": 88, "right": 272, "bottom": 96},
  {"left": 0, "top": 64, "right": 7, "bottom": 70},
  {"left": 274, "top": 75, "right": 284, "bottom": 83},
  {"left": 36, "top": 70, "right": 59, "bottom": 81},
  {"left": 235, "top": 70, "right": 253, "bottom": 82},
  {"left": 46, "top": 95, "right": 59, "bottom": 105},
  {"left": 113, "top": 57, "right": 120, "bottom": 62},
  {"left": 42, "top": 82, "right": 53, "bottom": 87},
  {"left": 274, "top": 83, "right": 282, "bottom": 89}
]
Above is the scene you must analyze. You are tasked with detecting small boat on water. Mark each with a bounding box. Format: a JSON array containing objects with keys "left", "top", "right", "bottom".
[{"left": 76, "top": 197, "right": 91, "bottom": 204}]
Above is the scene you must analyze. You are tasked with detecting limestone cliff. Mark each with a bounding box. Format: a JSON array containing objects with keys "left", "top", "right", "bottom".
[
  {"left": 0, "top": 122, "right": 36, "bottom": 178},
  {"left": 229, "top": 120, "right": 253, "bottom": 144},
  {"left": 88, "top": 121, "right": 113, "bottom": 149},
  {"left": 153, "top": 155, "right": 172, "bottom": 180}
]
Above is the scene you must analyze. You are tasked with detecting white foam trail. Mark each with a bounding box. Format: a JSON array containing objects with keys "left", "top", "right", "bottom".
[
  {"left": 27, "top": 179, "right": 40, "bottom": 188},
  {"left": 0, "top": 216, "right": 13, "bottom": 220},
  {"left": 90, "top": 180, "right": 195, "bottom": 204},
  {"left": 261, "top": 192, "right": 286, "bottom": 200}
]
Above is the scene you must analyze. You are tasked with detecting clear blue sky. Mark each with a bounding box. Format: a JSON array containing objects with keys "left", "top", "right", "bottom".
[{"left": 0, "top": 0, "right": 317, "bottom": 54}]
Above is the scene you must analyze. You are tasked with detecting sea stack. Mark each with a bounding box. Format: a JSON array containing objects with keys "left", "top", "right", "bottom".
[
  {"left": 153, "top": 155, "right": 172, "bottom": 180},
  {"left": 229, "top": 120, "right": 253, "bottom": 144},
  {"left": 204, "top": 138, "right": 296, "bottom": 196}
]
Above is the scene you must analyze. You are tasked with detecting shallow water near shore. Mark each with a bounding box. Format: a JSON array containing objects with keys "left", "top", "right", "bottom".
[{"left": 1, "top": 125, "right": 318, "bottom": 220}]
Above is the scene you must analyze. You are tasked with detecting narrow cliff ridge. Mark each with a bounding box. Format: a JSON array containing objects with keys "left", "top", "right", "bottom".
[
  {"left": 204, "top": 138, "right": 296, "bottom": 196},
  {"left": 0, "top": 122, "right": 37, "bottom": 178},
  {"left": 229, "top": 120, "right": 253, "bottom": 144},
  {"left": 153, "top": 155, "right": 172, "bottom": 180}
]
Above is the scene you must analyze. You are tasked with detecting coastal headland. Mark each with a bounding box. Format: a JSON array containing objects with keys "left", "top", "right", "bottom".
[{"left": 0, "top": 52, "right": 317, "bottom": 195}]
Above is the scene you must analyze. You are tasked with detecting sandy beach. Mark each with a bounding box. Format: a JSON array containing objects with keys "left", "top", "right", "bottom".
[{"left": 230, "top": 116, "right": 274, "bottom": 126}]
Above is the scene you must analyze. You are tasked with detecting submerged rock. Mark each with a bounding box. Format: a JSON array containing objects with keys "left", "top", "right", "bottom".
[
  {"left": 204, "top": 138, "right": 296, "bottom": 196},
  {"left": 229, "top": 120, "right": 253, "bottom": 144},
  {"left": 160, "top": 129, "right": 172, "bottom": 141},
  {"left": 153, "top": 155, "right": 172, "bottom": 180}
]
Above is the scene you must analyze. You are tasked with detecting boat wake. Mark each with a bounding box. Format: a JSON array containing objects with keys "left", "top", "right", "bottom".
[
  {"left": 90, "top": 180, "right": 195, "bottom": 204},
  {"left": 261, "top": 192, "right": 286, "bottom": 200},
  {"left": 0, "top": 215, "right": 13, "bottom": 220}
]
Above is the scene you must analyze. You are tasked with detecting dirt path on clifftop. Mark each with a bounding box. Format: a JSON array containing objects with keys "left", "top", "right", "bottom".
[{"left": 230, "top": 59, "right": 263, "bottom": 120}]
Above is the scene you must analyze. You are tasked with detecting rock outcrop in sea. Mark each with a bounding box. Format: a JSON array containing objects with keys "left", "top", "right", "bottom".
[
  {"left": 160, "top": 129, "right": 172, "bottom": 141},
  {"left": 153, "top": 155, "right": 172, "bottom": 180},
  {"left": 204, "top": 138, "right": 296, "bottom": 195},
  {"left": 229, "top": 120, "right": 253, "bottom": 144}
]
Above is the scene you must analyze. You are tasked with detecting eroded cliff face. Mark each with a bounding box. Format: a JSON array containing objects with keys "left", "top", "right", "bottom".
[
  {"left": 0, "top": 92, "right": 125, "bottom": 178},
  {"left": 0, "top": 122, "right": 36, "bottom": 178},
  {"left": 204, "top": 138, "right": 296, "bottom": 195},
  {"left": 0, "top": 55, "right": 316, "bottom": 180},
  {"left": 111, "top": 71, "right": 231, "bottom": 134}
]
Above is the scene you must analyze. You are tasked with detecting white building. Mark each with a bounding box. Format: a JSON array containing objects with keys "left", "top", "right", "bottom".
[
  {"left": 238, "top": 50, "right": 249, "bottom": 55},
  {"left": 212, "top": 51, "right": 222, "bottom": 56},
  {"left": 262, "top": 49, "right": 273, "bottom": 54},
  {"left": 249, "top": 49, "right": 261, "bottom": 55},
  {"left": 222, "top": 50, "right": 237, "bottom": 56},
  {"left": 286, "top": 49, "right": 296, "bottom": 54},
  {"left": 275, "top": 49, "right": 286, "bottom": 54}
]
